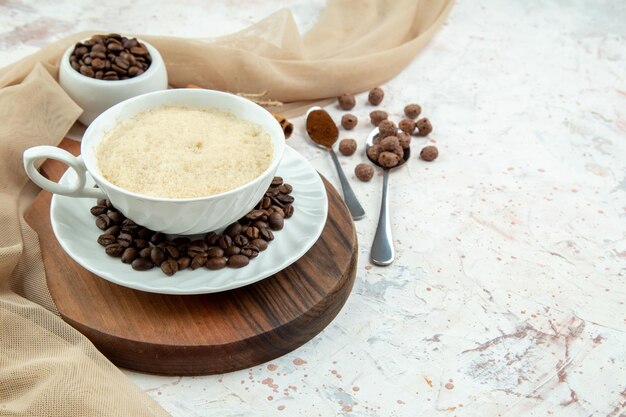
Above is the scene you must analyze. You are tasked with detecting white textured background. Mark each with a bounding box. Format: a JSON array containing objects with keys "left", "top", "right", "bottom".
[{"left": 2, "top": 0, "right": 625, "bottom": 416}]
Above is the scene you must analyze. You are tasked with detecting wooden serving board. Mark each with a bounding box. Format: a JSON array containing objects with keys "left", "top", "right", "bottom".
[{"left": 25, "top": 138, "right": 357, "bottom": 376}]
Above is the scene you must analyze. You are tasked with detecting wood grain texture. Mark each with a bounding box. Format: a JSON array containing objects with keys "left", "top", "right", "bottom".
[{"left": 25, "top": 138, "right": 357, "bottom": 375}]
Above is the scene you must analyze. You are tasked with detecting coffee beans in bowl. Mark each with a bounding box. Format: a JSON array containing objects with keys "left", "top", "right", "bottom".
[
  {"left": 91, "top": 177, "right": 295, "bottom": 276},
  {"left": 70, "top": 34, "right": 152, "bottom": 80}
]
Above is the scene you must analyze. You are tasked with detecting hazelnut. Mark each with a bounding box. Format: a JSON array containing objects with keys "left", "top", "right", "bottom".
[
  {"left": 397, "top": 132, "right": 411, "bottom": 149},
  {"left": 378, "top": 120, "right": 397, "bottom": 138},
  {"left": 368, "top": 87, "right": 384, "bottom": 105},
  {"left": 398, "top": 119, "right": 416, "bottom": 135},
  {"left": 404, "top": 103, "right": 421, "bottom": 119},
  {"left": 416, "top": 117, "right": 433, "bottom": 136},
  {"left": 338, "top": 94, "right": 356, "bottom": 110},
  {"left": 341, "top": 114, "right": 358, "bottom": 130},
  {"left": 338, "top": 138, "right": 357, "bottom": 156},
  {"left": 369, "top": 110, "right": 388, "bottom": 126},
  {"left": 378, "top": 151, "right": 401, "bottom": 168},
  {"left": 355, "top": 163, "right": 374, "bottom": 182},
  {"left": 420, "top": 146, "right": 438, "bottom": 161}
]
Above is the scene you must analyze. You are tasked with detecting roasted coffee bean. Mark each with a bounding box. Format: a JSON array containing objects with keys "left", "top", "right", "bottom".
[
  {"left": 268, "top": 212, "right": 284, "bottom": 230},
  {"left": 240, "top": 244, "right": 259, "bottom": 258},
  {"left": 191, "top": 240, "right": 208, "bottom": 251},
  {"left": 271, "top": 177, "right": 283, "bottom": 186},
  {"left": 228, "top": 254, "right": 250, "bottom": 268},
  {"left": 139, "top": 247, "right": 152, "bottom": 259},
  {"left": 117, "top": 232, "right": 133, "bottom": 248},
  {"left": 276, "top": 193, "right": 295, "bottom": 204},
  {"left": 245, "top": 209, "right": 267, "bottom": 222},
  {"left": 245, "top": 226, "right": 260, "bottom": 240},
  {"left": 123, "top": 38, "right": 138, "bottom": 49},
  {"left": 80, "top": 65, "right": 94, "bottom": 77},
  {"left": 105, "top": 243, "right": 124, "bottom": 257},
  {"left": 253, "top": 220, "right": 269, "bottom": 230},
  {"left": 115, "top": 57, "right": 130, "bottom": 69},
  {"left": 97, "top": 234, "right": 117, "bottom": 247},
  {"left": 206, "top": 257, "right": 227, "bottom": 270},
  {"left": 191, "top": 253, "right": 208, "bottom": 269},
  {"left": 283, "top": 204, "right": 295, "bottom": 218},
  {"left": 260, "top": 227, "right": 274, "bottom": 241},
  {"left": 90, "top": 205, "right": 108, "bottom": 216},
  {"left": 121, "top": 224, "right": 139, "bottom": 236},
  {"left": 206, "top": 247, "right": 224, "bottom": 258},
  {"left": 223, "top": 223, "right": 242, "bottom": 237},
  {"left": 150, "top": 247, "right": 166, "bottom": 266},
  {"left": 121, "top": 247, "right": 138, "bottom": 264},
  {"left": 103, "top": 74, "right": 119, "bottom": 81},
  {"left": 150, "top": 232, "right": 166, "bottom": 245},
  {"left": 163, "top": 246, "right": 180, "bottom": 260},
  {"left": 111, "top": 64, "right": 127, "bottom": 74},
  {"left": 134, "top": 239, "right": 150, "bottom": 249},
  {"left": 107, "top": 210, "right": 123, "bottom": 224},
  {"left": 103, "top": 225, "right": 121, "bottom": 236},
  {"left": 121, "top": 218, "right": 137, "bottom": 228},
  {"left": 205, "top": 232, "right": 219, "bottom": 246},
  {"left": 268, "top": 206, "right": 284, "bottom": 217},
  {"left": 97, "top": 198, "right": 107, "bottom": 207},
  {"left": 131, "top": 258, "right": 154, "bottom": 271},
  {"left": 279, "top": 184, "right": 293, "bottom": 194},
  {"left": 157, "top": 242, "right": 171, "bottom": 249},
  {"left": 95, "top": 214, "right": 111, "bottom": 230},
  {"left": 251, "top": 238, "right": 268, "bottom": 251},
  {"left": 127, "top": 66, "right": 141, "bottom": 77},
  {"left": 91, "top": 43, "right": 106, "bottom": 53},
  {"left": 187, "top": 245, "right": 206, "bottom": 258},
  {"left": 266, "top": 187, "right": 280, "bottom": 198},
  {"left": 161, "top": 259, "right": 179, "bottom": 276},
  {"left": 107, "top": 42, "right": 124, "bottom": 52},
  {"left": 71, "top": 61, "right": 80, "bottom": 71},
  {"left": 261, "top": 196, "right": 272, "bottom": 209},
  {"left": 74, "top": 45, "right": 88, "bottom": 57},
  {"left": 130, "top": 46, "right": 149, "bottom": 56},
  {"left": 137, "top": 227, "right": 154, "bottom": 240},
  {"left": 218, "top": 235, "right": 232, "bottom": 250},
  {"left": 233, "top": 235, "right": 249, "bottom": 247},
  {"left": 172, "top": 237, "right": 191, "bottom": 247},
  {"left": 177, "top": 256, "right": 191, "bottom": 270},
  {"left": 224, "top": 245, "right": 241, "bottom": 256}
]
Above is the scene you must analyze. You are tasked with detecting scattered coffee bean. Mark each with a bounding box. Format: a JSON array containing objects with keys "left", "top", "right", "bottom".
[
  {"left": 105, "top": 243, "right": 124, "bottom": 257},
  {"left": 368, "top": 87, "right": 384, "bottom": 105},
  {"left": 228, "top": 254, "right": 250, "bottom": 268},
  {"left": 177, "top": 256, "right": 191, "bottom": 270},
  {"left": 283, "top": 204, "right": 295, "bottom": 219},
  {"left": 95, "top": 214, "right": 111, "bottom": 230},
  {"left": 341, "top": 114, "right": 358, "bottom": 130},
  {"left": 268, "top": 212, "right": 284, "bottom": 231},
  {"left": 279, "top": 184, "right": 292, "bottom": 194},
  {"left": 404, "top": 103, "right": 422, "bottom": 119},
  {"left": 134, "top": 239, "right": 150, "bottom": 249},
  {"left": 117, "top": 232, "right": 133, "bottom": 248},
  {"left": 355, "top": 163, "right": 374, "bottom": 182},
  {"left": 224, "top": 245, "right": 241, "bottom": 256},
  {"left": 420, "top": 145, "right": 439, "bottom": 162},
  {"left": 206, "top": 247, "right": 224, "bottom": 258},
  {"left": 97, "top": 233, "right": 117, "bottom": 247},
  {"left": 241, "top": 244, "right": 259, "bottom": 258},
  {"left": 164, "top": 246, "right": 180, "bottom": 260},
  {"left": 161, "top": 259, "right": 179, "bottom": 276},
  {"left": 139, "top": 247, "right": 152, "bottom": 259},
  {"left": 339, "top": 138, "right": 357, "bottom": 156},
  {"left": 338, "top": 94, "right": 356, "bottom": 110},
  {"left": 150, "top": 232, "right": 166, "bottom": 245},
  {"left": 206, "top": 257, "right": 227, "bottom": 270},
  {"left": 370, "top": 110, "right": 388, "bottom": 126},
  {"left": 223, "top": 222, "right": 242, "bottom": 237},
  {"left": 150, "top": 247, "right": 166, "bottom": 266},
  {"left": 131, "top": 258, "right": 154, "bottom": 271},
  {"left": 251, "top": 239, "right": 268, "bottom": 251},
  {"left": 70, "top": 34, "right": 152, "bottom": 80},
  {"left": 90, "top": 205, "right": 108, "bottom": 216},
  {"left": 121, "top": 247, "right": 138, "bottom": 264},
  {"left": 415, "top": 118, "right": 433, "bottom": 136},
  {"left": 271, "top": 177, "right": 283, "bottom": 186},
  {"left": 191, "top": 253, "right": 208, "bottom": 269}
]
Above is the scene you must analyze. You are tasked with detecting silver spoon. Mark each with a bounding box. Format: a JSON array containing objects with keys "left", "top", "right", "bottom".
[
  {"left": 306, "top": 107, "right": 365, "bottom": 220},
  {"left": 365, "top": 127, "right": 410, "bottom": 266}
]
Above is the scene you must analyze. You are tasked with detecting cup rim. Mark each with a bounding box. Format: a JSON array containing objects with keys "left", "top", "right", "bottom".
[
  {"left": 60, "top": 36, "right": 164, "bottom": 87},
  {"left": 81, "top": 88, "right": 285, "bottom": 203}
]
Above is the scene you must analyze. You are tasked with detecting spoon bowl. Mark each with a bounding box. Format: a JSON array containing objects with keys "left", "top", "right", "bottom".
[{"left": 365, "top": 127, "right": 411, "bottom": 266}]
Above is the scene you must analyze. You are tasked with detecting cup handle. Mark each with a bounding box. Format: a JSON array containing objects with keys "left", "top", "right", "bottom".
[{"left": 23, "top": 145, "right": 106, "bottom": 199}]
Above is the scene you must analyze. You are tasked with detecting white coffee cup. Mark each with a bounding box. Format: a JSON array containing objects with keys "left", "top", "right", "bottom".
[{"left": 23, "top": 89, "right": 285, "bottom": 235}]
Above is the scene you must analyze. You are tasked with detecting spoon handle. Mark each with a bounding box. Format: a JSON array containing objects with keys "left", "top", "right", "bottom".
[
  {"left": 370, "top": 169, "right": 393, "bottom": 266},
  {"left": 328, "top": 147, "right": 365, "bottom": 220}
]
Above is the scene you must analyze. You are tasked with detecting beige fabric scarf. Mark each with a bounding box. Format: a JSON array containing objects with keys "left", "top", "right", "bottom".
[{"left": 0, "top": 1, "right": 452, "bottom": 415}]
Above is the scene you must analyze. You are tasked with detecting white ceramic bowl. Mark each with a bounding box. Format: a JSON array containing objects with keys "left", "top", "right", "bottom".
[
  {"left": 58, "top": 38, "right": 168, "bottom": 125},
  {"left": 23, "top": 89, "right": 286, "bottom": 235}
]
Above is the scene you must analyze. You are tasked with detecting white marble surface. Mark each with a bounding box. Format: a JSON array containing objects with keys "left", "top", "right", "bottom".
[{"left": 2, "top": 0, "right": 625, "bottom": 416}]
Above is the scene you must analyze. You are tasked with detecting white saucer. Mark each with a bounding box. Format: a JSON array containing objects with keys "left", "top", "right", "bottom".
[{"left": 50, "top": 146, "right": 328, "bottom": 295}]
